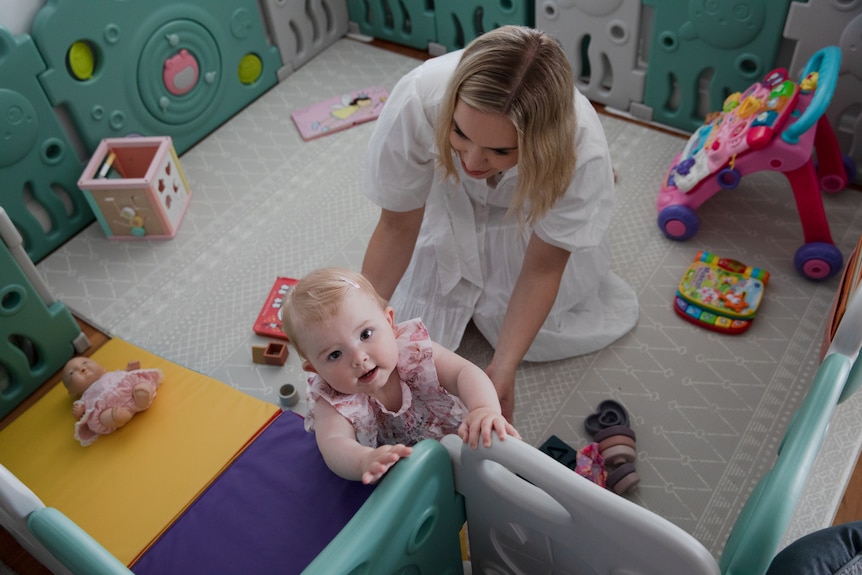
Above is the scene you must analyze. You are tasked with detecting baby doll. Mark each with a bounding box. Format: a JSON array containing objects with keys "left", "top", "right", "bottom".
[{"left": 62, "top": 356, "right": 163, "bottom": 446}]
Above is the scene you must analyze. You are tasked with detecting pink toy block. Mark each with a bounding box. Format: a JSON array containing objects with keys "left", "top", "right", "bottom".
[{"left": 78, "top": 137, "right": 191, "bottom": 240}]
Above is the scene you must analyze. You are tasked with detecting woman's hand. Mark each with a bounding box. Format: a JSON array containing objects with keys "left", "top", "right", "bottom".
[
  {"left": 486, "top": 360, "right": 517, "bottom": 423},
  {"left": 458, "top": 406, "right": 520, "bottom": 448},
  {"left": 360, "top": 444, "right": 413, "bottom": 485}
]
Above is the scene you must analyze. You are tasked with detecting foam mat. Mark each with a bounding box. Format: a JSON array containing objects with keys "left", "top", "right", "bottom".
[{"left": 0, "top": 338, "right": 279, "bottom": 564}]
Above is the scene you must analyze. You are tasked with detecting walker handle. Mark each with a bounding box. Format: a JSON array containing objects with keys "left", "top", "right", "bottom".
[{"left": 782, "top": 46, "right": 841, "bottom": 145}]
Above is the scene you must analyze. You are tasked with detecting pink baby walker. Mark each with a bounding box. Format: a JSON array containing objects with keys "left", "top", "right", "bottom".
[{"left": 656, "top": 46, "right": 855, "bottom": 281}]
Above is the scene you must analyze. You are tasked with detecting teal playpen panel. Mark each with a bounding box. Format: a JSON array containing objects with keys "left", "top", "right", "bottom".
[
  {"left": 0, "top": 209, "right": 89, "bottom": 421},
  {"left": 0, "top": 28, "right": 93, "bottom": 264},
  {"left": 434, "top": 0, "right": 534, "bottom": 53},
  {"left": 302, "top": 438, "right": 466, "bottom": 574},
  {"left": 30, "top": 0, "right": 283, "bottom": 156},
  {"left": 641, "top": 0, "right": 794, "bottom": 133},
  {"left": 347, "top": 0, "right": 437, "bottom": 51},
  {"left": 784, "top": 0, "right": 862, "bottom": 184}
]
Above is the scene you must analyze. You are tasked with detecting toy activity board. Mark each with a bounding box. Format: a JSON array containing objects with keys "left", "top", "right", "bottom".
[
  {"left": 674, "top": 251, "right": 770, "bottom": 335},
  {"left": 656, "top": 46, "right": 853, "bottom": 281},
  {"left": 78, "top": 137, "right": 191, "bottom": 240},
  {"left": 29, "top": 0, "right": 282, "bottom": 156},
  {"left": 291, "top": 85, "right": 389, "bottom": 141},
  {"left": 253, "top": 277, "right": 298, "bottom": 339}
]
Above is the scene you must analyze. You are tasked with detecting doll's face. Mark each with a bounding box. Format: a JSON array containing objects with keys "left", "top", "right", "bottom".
[{"left": 62, "top": 357, "right": 106, "bottom": 397}]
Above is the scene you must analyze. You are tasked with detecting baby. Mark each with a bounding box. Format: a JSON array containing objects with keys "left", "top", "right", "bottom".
[
  {"left": 62, "top": 356, "right": 162, "bottom": 446},
  {"left": 281, "top": 267, "right": 519, "bottom": 484}
]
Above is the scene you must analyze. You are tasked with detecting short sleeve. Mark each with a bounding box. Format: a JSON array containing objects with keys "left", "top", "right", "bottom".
[
  {"left": 533, "top": 90, "right": 616, "bottom": 252},
  {"left": 363, "top": 52, "right": 461, "bottom": 212}
]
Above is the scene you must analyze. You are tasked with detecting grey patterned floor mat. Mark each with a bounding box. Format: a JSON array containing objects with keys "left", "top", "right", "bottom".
[{"left": 36, "top": 38, "right": 862, "bottom": 558}]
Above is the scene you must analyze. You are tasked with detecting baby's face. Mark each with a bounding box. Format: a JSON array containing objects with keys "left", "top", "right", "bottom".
[
  {"left": 300, "top": 289, "right": 399, "bottom": 397},
  {"left": 63, "top": 357, "right": 106, "bottom": 397}
]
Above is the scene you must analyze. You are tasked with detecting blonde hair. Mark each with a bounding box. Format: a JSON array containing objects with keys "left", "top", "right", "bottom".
[
  {"left": 281, "top": 268, "right": 387, "bottom": 360},
  {"left": 434, "top": 25, "right": 577, "bottom": 227}
]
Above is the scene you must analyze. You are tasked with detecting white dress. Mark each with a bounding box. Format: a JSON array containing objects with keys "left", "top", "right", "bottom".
[{"left": 363, "top": 51, "right": 639, "bottom": 362}]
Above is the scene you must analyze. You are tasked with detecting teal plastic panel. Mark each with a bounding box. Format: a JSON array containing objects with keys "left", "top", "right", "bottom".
[
  {"left": 0, "top": 27, "right": 93, "bottom": 264},
  {"left": 28, "top": 508, "right": 134, "bottom": 575},
  {"left": 434, "top": 0, "right": 534, "bottom": 52},
  {"left": 641, "top": 0, "right": 794, "bottom": 133},
  {"left": 719, "top": 287, "right": 862, "bottom": 575},
  {"left": 31, "top": 0, "right": 282, "bottom": 156},
  {"left": 0, "top": 209, "right": 87, "bottom": 421},
  {"left": 347, "top": 0, "right": 437, "bottom": 51},
  {"left": 303, "top": 438, "right": 466, "bottom": 575}
]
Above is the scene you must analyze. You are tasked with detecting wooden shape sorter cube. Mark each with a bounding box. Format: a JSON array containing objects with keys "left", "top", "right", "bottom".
[{"left": 78, "top": 137, "right": 191, "bottom": 239}]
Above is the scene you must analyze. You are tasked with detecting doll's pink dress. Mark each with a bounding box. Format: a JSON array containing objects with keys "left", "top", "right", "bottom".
[
  {"left": 304, "top": 318, "right": 468, "bottom": 447},
  {"left": 73, "top": 368, "right": 163, "bottom": 446}
]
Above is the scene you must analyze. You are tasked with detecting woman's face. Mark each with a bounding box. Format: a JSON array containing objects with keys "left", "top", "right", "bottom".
[{"left": 449, "top": 99, "right": 519, "bottom": 179}]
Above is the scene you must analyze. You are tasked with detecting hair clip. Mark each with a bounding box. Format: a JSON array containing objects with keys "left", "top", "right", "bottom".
[{"left": 340, "top": 277, "right": 360, "bottom": 289}]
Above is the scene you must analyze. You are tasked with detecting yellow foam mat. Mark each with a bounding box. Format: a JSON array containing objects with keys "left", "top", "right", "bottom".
[{"left": 0, "top": 338, "right": 280, "bottom": 565}]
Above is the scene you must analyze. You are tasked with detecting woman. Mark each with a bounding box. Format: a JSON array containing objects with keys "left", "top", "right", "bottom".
[{"left": 361, "top": 26, "right": 639, "bottom": 420}]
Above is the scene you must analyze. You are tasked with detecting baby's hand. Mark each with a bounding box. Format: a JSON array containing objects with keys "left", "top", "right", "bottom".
[
  {"left": 458, "top": 407, "right": 521, "bottom": 449},
  {"left": 72, "top": 402, "right": 84, "bottom": 420},
  {"left": 361, "top": 444, "right": 413, "bottom": 485}
]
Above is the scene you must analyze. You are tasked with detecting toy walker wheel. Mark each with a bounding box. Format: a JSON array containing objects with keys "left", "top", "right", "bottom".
[
  {"left": 658, "top": 205, "right": 699, "bottom": 241},
  {"left": 717, "top": 167, "right": 741, "bottom": 190},
  {"left": 794, "top": 242, "right": 843, "bottom": 281}
]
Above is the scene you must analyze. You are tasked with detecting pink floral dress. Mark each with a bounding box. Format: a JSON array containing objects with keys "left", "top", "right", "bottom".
[
  {"left": 304, "top": 318, "right": 468, "bottom": 447},
  {"left": 74, "top": 368, "right": 163, "bottom": 446}
]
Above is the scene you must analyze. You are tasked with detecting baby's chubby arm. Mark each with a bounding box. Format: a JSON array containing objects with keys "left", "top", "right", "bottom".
[
  {"left": 312, "top": 400, "right": 412, "bottom": 484},
  {"left": 432, "top": 342, "right": 521, "bottom": 448}
]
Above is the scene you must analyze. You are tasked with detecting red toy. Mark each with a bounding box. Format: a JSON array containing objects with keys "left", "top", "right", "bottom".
[
  {"left": 657, "top": 46, "right": 855, "bottom": 281},
  {"left": 253, "top": 277, "right": 298, "bottom": 340}
]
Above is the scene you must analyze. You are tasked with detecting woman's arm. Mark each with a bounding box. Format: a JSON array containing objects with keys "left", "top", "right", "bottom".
[
  {"left": 362, "top": 207, "right": 425, "bottom": 301},
  {"left": 313, "top": 399, "right": 412, "bottom": 484},
  {"left": 489, "top": 232, "right": 570, "bottom": 421},
  {"left": 433, "top": 342, "right": 520, "bottom": 447}
]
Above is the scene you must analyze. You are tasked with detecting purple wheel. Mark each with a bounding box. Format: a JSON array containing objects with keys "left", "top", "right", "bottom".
[
  {"left": 658, "top": 205, "right": 699, "bottom": 241},
  {"left": 794, "top": 242, "right": 843, "bottom": 281},
  {"left": 717, "top": 167, "right": 741, "bottom": 189}
]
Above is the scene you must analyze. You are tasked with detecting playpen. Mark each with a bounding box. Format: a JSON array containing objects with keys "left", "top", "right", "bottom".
[{"left": 2, "top": 0, "right": 862, "bottom": 573}]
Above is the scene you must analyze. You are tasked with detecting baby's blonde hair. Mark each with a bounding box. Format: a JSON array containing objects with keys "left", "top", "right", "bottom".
[
  {"left": 434, "top": 25, "right": 577, "bottom": 227},
  {"left": 281, "top": 267, "right": 387, "bottom": 360}
]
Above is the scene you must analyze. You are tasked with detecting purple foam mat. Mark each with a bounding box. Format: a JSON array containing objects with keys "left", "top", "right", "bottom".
[{"left": 132, "top": 410, "right": 374, "bottom": 574}]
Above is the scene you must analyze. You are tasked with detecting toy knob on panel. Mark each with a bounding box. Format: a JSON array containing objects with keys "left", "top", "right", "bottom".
[{"left": 163, "top": 49, "right": 200, "bottom": 96}]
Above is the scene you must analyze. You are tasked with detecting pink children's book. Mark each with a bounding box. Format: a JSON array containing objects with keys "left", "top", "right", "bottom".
[{"left": 291, "top": 85, "right": 389, "bottom": 141}]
